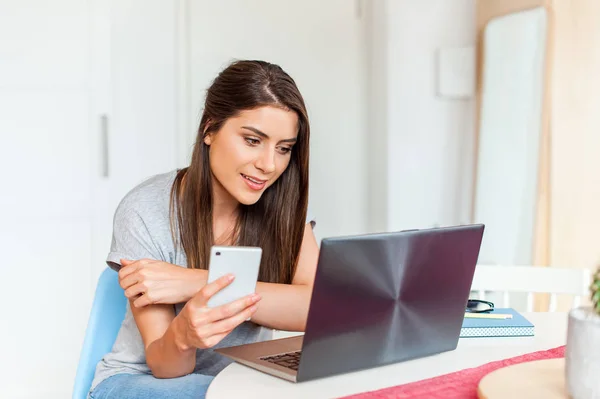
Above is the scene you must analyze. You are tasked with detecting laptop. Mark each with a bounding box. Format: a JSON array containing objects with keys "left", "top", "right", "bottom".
[{"left": 215, "top": 224, "right": 485, "bottom": 382}]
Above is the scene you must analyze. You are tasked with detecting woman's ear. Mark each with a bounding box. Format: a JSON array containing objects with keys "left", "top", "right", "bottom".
[{"left": 203, "top": 121, "right": 212, "bottom": 145}]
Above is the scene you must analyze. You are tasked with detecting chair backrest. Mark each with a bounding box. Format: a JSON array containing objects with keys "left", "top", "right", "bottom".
[
  {"left": 471, "top": 264, "right": 592, "bottom": 312},
  {"left": 72, "top": 268, "right": 127, "bottom": 399}
]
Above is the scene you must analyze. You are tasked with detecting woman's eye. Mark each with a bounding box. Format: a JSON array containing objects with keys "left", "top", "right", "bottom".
[
  {"left": 278, "top": 147, "right": 292, "bottom": 154},
  {"left": 245, "top": 137, "right": 260, "bottom": 146}
]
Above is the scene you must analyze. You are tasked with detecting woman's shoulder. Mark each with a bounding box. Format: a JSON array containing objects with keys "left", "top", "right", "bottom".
[
  {"left": 112, "top": 170, "right": 178, "bottom": 230},
  {"left": 122, "top": 170, "right": 178, "bottom": 202},
  {"left": 116, "top": 170, "right": 178, "bottom": 212},
  {"left": 108, "top": 170, "right": 180, "bottom": 265}
]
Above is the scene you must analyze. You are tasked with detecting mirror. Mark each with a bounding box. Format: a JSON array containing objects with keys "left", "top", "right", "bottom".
[{"left": 473, "top": 6, "right": 549, "bottom": 265}]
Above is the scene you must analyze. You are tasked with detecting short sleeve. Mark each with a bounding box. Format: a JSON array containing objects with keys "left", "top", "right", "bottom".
[{"left": 106, "top": 197, "right": 163, "bottom": 272}]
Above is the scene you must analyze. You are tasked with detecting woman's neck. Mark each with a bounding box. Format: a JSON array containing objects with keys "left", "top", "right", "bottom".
[
  {"left": 180, "top": 169, "right": 239, "bottom": 244},
  {"left": 211, "top": 176, "right": 239, "bottom": 245},
  {"left": 181, "top": 169, "right": 239, "bottom": 220},
  {"left": 211, "top": 177, "right": 239, "bottom": 220}
]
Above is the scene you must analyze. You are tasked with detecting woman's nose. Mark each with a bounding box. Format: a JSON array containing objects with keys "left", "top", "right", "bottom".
[{"left": 255, "top": 148, "right": 276, "bottom": 174}]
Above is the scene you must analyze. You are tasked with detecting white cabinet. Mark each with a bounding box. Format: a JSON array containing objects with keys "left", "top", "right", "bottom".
[
  {"left": 90, "top": 0, "right": 180, "bottom": 283},
  {"left": 0, "top": 0, "right": 179, "bottom": 397},
  {"left": 0, "top": 1, "right": 94, "bottom": 397}
]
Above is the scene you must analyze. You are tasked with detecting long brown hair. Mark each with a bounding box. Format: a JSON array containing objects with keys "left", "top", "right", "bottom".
[{"left": 169, "top": 60, "right": 310, "bottom": 284}]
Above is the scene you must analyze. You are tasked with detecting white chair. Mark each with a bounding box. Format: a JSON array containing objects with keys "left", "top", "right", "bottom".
[{"left": 471, "top": 264, "right": 592, "bottom": 312}]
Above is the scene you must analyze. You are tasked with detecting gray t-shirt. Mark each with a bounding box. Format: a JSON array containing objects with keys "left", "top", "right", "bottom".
[{"left": 90, "top": 170, "right": 314, "bottom": 392}]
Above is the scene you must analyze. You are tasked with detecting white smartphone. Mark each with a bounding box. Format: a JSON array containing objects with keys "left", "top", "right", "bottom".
[{"left": 206, "top": 246, "right": 262, "bottom": 308}]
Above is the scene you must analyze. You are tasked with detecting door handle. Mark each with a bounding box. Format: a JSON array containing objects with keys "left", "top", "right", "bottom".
[{"left": 100, "top": 114, "right": 109, "bottom": 178}]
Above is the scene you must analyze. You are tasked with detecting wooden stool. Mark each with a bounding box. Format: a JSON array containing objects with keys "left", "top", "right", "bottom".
[{"left": 477, "top": 358, "right": 568, "bottom": 399}]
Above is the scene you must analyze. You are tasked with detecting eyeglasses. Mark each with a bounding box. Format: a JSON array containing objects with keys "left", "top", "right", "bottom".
[{"left": 466, "top": 299, "right": 494, "bottom": 313}]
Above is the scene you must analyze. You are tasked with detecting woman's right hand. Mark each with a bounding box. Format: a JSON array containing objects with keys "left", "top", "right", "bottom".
[{"left": 173, "top": 274, "right": 262, "bottom": 351}]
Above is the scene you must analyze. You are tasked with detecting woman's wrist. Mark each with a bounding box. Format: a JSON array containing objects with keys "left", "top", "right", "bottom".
[
  {"left": 167, "top": 269, "right": 208, "bottom": 352},
  {"left": 184, "top": 268, "right": 208, "bottom": 300},
  {"left": 170, "top": 314, "right": 193, "bottom": 353}
]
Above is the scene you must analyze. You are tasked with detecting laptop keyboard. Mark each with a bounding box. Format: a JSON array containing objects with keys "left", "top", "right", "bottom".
[{"left": 260, "top": 350, "right": 301, "bottom": 371}]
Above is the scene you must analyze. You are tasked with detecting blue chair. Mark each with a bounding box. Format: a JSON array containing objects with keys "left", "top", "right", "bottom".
[{"left": 73, "top": 268, "right": 127, "bottom": 399}]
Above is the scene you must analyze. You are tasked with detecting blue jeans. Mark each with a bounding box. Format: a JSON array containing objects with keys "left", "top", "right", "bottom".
[{"left": 89, "top": 373, "right": 214, "bottom": 399}]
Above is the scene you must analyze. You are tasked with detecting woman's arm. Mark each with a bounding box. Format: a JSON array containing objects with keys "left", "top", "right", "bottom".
[
  {"left": 250, "top": 223, "right": 320, "bottom": 331},
  {"left": 131, "top": 274, "right": 261, "bottom": 379},
  {"left": 119, "top": 259, "right": 208, "bottom": 307},
  {"left": 122, "top": 223, "right": 319, "bottom": 331},
  {"left": 131, "top": 302, "right": 195, "bottom": 378}
]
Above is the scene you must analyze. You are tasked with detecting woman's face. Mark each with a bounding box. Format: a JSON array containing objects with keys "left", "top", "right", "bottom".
[{"left": 204, "top": 106, "right": 299, "bottom": 206}]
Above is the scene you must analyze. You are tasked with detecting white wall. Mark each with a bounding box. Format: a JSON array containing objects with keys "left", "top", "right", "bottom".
[
  {"left": 367, "top": 0, "right": 476, "bottom": 233},
  {"left": 182, "top": 0, "right": 369, "bottom": 243}
]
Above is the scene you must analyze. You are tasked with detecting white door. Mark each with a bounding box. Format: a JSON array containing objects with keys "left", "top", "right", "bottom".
[
  {"left": 186, "top": 0, "right": 369, "bottom": 241},
  {"left": 0, "top": 1, "right": 93, "bottom": 397},
  {"left": 91, "top": 0, "right": 181, "bottom": 282},
  {"left": 0, "top": 0, "right": 182, "bottom": 396}
]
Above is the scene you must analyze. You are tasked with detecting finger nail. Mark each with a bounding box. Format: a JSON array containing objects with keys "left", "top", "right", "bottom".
[
  {"left": 252, "top": 294, "right": 261, "bottom": 301},
  {"left": 227, "top": 274, "right": 235, "bottom": 281}
]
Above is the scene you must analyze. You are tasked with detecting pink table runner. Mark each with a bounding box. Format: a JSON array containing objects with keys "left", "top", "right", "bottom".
[{"left": 339, "top": 346, "right": 565, "bottom": 399}]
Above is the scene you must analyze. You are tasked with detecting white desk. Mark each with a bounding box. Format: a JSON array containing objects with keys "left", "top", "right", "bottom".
[{"left": 207, "top": 312, "right": 567, "bottom": 399}]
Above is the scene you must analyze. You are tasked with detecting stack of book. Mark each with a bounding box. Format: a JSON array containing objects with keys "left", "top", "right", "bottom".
[{"left": 461, "top": 308, "right": 534, "bottom": 338}]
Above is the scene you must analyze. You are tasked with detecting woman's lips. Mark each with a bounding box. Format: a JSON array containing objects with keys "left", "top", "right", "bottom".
[{"left": 241, "top": 173, "right": 266, "bottom": 191}]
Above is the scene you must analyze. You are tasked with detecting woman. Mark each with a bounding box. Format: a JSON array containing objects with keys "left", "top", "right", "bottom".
[{"left": 89, "top": 60, "right": 319, "bottom": 399}]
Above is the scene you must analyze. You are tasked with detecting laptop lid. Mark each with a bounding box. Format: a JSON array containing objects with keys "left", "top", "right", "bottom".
[{"left": 296, "top": 224, "right": 485, "bottom": 382}]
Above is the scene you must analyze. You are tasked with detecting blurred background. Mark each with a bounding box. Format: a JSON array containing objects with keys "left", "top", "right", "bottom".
[{"left": 1, "top": 0, "right": 599, "bottom": 397}]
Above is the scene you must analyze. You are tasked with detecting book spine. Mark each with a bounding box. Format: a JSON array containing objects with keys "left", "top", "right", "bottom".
[{"left": 460, "top": 327, "right": 535, "bottom": 338}]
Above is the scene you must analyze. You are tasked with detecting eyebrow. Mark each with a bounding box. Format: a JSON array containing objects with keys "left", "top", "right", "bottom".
[{"left": 241, "top": 126, "right": 297, "bottom": 144}]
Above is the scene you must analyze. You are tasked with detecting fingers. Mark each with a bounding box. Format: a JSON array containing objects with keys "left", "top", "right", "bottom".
[
  {"left": 133, "top": 292, "right": 153, "bottom": 308},
  {"left": 124, "top": 283, "right": 146, "bottom": 299},
  {"left": 198, "top": 331, "right": 230, "bottom": 349},
  {"left": 118, "top": 258, "right": 157, "bottom": 278},
  {"left": 208, "top": 293, "right": 261, "bottom": 323},
  {"left": 120, "top": 258, "right": 135, "bottom": 266},
  {"left": 118, "top": 258, "right": 158, "bottom": 289},
  {"left": 118, "top": 259, "right": 140, "bottom": 282},
  {"left": 188, "top": 298, "right": 260, "bottom": 347},
  {"left": 190, "top": 274, "right": 235, "bottom": 306},
  {"left": 202, "top": 302, "right": 260, "bottom": 337},
  {"left": 192, "top": 294, "right": 261, "bottom": 337},
  {"left": 119, "top": 271, "right": 141, "bottom": 290}
]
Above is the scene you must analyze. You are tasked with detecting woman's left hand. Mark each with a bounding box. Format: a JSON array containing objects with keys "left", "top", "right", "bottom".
[{"left": 118, "top": 258, "right": 207, "bottom": 308}]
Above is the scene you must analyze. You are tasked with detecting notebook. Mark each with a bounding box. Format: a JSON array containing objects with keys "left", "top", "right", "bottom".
[{"left": 460, "top": 308, "right": 534, "bottom": 338}]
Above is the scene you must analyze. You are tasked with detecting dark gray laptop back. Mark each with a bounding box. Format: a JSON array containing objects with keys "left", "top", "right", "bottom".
[{"left": 296, "top": 224, "right": 485, "bottom": 382}]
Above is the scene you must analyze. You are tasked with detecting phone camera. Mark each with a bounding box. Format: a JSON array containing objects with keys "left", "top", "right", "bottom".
[{"left": 216, "top": 252, "right": 221, "bottom": 256}]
